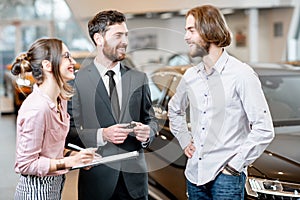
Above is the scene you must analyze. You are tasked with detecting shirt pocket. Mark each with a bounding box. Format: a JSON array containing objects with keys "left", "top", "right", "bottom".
[{"left": 224, "top": 89, "right": 242, "bottom": 111}]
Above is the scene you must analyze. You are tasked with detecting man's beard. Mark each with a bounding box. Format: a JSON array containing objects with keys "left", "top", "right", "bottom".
[
  {"left": 103, "top": 41, "right": 126, "bottom": 62},
  {"left": 190, "top": 42, "right": 209, "bottom": 58}
]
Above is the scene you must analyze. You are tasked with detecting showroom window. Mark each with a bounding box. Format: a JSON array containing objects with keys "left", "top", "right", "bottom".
[{"left": 0, "top": 0, "right": 93, "bottom": 83}]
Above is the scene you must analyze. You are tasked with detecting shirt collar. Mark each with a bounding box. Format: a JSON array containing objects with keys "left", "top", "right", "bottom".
[
  {"left": 94, "top": 59, "right": 121, "bottom": 78},
  {"left": 214, "top": 49, "right": 229, "bottom": 74},
  {"left": 196, "top": 49, "right": 229, "bottom": 75},
  {"left": 33, "top": 84, "right": 56, "bottom": 110}
]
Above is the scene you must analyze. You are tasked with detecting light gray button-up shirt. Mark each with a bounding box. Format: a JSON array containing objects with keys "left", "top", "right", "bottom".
[{"left": 168, "top": 50, "right": 274, "bottom": 185}]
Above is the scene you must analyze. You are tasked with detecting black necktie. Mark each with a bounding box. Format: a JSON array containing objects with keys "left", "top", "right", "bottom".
[{"left": 106, "top": 70, "right": 120, "bottom": 120}]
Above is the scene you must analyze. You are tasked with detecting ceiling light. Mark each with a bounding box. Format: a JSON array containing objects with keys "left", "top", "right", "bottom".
[{"left": 160, "top": 12, "right": 173, "bottom": 19}]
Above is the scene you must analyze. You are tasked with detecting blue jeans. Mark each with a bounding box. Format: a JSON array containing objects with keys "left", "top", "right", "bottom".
[{"left": 187, "top": 172, "right": 246, "bottom": 200}]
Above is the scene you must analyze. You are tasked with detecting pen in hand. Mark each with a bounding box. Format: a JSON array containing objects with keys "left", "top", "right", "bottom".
[{"left": 67, "top": 143, "right": 101, "bottom": 158}]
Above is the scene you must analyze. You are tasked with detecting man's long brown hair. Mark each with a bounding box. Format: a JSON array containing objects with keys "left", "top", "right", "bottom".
[{"left": 186, "top": 5, "right": 232, "bottom": 48}]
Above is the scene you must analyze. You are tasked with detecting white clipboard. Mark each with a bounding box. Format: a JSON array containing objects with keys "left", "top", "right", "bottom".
[{"left": 71, "top": 151, "right": 139, "bottom": 170}]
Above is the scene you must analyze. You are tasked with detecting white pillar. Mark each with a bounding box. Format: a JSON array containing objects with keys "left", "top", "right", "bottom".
[
  {"left": 249, "top": 8, "right": 259, "bottom": 63},
  {"left": 287, "top": 0, "right": 300, "bottom": 61}
]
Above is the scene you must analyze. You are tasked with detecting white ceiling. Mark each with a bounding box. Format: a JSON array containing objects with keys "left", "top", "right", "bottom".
[{"left": 65, "top": 0, "right": 296, "bottom": 21}]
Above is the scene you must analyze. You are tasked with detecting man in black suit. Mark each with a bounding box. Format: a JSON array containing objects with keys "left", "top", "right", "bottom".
[{"left": 68, "top": 10, "right": 158, "bottom": 200}]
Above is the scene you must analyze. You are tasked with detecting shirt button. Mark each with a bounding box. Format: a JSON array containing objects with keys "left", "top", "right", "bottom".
[
  {"left": 202, "top": 127, "right": 205, "bottom": 130},
  {"left": 204, "top": 94, "right": 207, "bottom": 97},
  {"left": 199, "top": 158, "right": 202, "bottom": 160},
  {"left": 201, "top": 144, "right": 204, "bottom": 147},
  {"left": 203, "top": 111, "right": 206, "bottom": 114}
]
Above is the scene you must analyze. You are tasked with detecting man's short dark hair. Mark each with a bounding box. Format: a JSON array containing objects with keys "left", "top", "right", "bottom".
[{"left": 88, "top": 10, "right": 126, "bottom": 45}]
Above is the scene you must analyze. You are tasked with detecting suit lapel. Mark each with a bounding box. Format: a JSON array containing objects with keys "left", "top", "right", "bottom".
[
  {"left": 86, "top": 63, "right": 132, "bottom": 122},
  {"left": 120, "top": 64, "right": 131, "bottom": 121},
  {"left": 87, "top": 64, "right": 113, "bottom": 117}
]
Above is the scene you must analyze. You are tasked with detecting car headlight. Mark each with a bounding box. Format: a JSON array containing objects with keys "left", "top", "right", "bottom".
[{"left": 245, "top": 177, "right": 300, "bottom": 198}]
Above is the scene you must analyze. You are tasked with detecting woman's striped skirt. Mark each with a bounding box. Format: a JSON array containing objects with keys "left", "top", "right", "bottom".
[{"left": 14, "top": 174, "right": 65, "bottom": 200}]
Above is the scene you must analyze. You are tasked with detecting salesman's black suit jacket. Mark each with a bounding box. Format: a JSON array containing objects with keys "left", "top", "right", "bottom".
[{"left": 68, "top": 62, "right": 158, "bottom": 200}]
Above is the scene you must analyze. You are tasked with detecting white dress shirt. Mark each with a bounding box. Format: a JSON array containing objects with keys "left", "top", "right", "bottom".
[
  {"left": 94, "top": 60, "right": 122, "bottom": 106},
  {"left": 168, "top": 50, "right": 274, "bottom": 185},
  {"left": 94, "top": 60, "right": 122, "bottom": 146}
]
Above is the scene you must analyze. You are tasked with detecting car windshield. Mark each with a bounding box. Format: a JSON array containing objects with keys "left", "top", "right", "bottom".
[
  {"left": 149, "top": 72, "right": 177, "bottom": 126},
  {"left": 260, "top": 75, "right": 300, "bottom": 126}
]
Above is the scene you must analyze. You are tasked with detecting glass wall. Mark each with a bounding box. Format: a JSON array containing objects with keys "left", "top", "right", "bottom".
[{"left": 0, "top": 0, "right": 93, "bottom": 83}]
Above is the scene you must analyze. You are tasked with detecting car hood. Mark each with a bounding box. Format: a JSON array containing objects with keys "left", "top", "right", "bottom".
[{"left": 248, "top": 126, "right": 300, "bottom": 183}]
